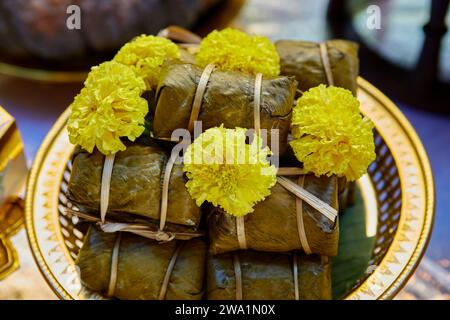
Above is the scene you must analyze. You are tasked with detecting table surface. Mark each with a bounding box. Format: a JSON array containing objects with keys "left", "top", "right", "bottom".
[{"left": 0, "top": 0, "right": 449, "bottom": 300}]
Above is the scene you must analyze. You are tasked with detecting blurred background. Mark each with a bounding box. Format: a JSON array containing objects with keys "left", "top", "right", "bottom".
[{"left": 0, "top": 0, "right": 449, "bottom": 299}]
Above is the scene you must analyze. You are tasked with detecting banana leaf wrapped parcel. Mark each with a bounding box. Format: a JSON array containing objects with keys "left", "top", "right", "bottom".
[
  {"left": 208, "top": 175, "right": 339, "bottom": 256},
  {"left": 280, "top": 152, "right": 349, "bottom": 214},
  {"left": 276, "top": 40, "right": 359, "bottom": 95},
  {"left": 276, "top": 39, "right": 360, "bottom": 211},
  {"left": 207, "top": 251, "right": 332, "bottom": 300},
  {"left": 153, "top": 63, "right": 297, "bottom": 154},
  {"left": 67, "top": 139, "right": 201, "bottom": 230},
  {"left": 76, "top": 226, "right": 206, "bottom": 300}
]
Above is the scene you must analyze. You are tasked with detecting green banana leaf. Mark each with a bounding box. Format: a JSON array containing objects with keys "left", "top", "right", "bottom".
[
  {"left": 208, "top": 175, "right": 339, "bottom": 256},
  {"left": 153, "top": 63, "right": 297, "bottom": 154},
  {"left": 207, "top": 251, "right": 332, "bottom": 300},
  {"left": 332, "top": 186, "right": 376, "bottom": 299},
  {"left": 76, "top": 226, "right": 206, "bottom": 300},
  {"left": 276, "top": 39, "right": 359, "bottom": 95},
  {"left": 67, "top": 139, "right": 201, "bottom": 230}
]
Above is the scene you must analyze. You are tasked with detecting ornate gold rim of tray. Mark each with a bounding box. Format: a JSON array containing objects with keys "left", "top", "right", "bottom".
[{"left": 24, "top": 78, "right": 434, "bottom": 300}]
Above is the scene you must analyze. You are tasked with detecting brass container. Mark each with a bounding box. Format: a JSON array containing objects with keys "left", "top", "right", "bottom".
[
  {"left": 0, "top": 107, "right": 28, "bottom": 280},
  {"left": 24, "top": 78, "right": 435, "bottom": 299}
]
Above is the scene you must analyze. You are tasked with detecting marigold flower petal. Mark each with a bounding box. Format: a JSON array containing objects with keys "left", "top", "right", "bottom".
[
  {"left": 183, "top": 125, "right": 277, "bottom": 217},
  {"left": 196, "top": 28, "right": 280, "bottom": 77},
  {"left": 67, "top": 61, "right": 148, "bottom": 155},
  {"left": 113, "top": 35, "right": 180, "bottom": 90},
  {"left": 289, "top": 85, "right": 376, "bottom": 181}
]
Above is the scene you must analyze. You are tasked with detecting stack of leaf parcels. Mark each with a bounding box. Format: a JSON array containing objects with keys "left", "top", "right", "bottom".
[{"left": 67, "top": 28, "right": 375, "bottom": 300}]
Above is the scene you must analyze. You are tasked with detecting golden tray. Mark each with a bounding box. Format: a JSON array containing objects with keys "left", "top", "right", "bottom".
[{"left": 25, "top": 78, "right": 434, "bottom": 300}]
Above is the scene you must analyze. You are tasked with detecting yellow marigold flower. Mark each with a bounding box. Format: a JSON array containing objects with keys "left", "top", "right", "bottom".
[
  {"left": 67, "top": 61, "right": 148, "bottom": 155},
  {"left": 290, "top": 85, "right": 376, "bottom": 181},
  {"left": 113, "top": 35, "right": 180, "bottom": 89},
  {"left": 183, "top": 125, "right": 277, "bottom": 217},
  {"left": 196, "top": 28, "right": 280, "bottom": 77}
]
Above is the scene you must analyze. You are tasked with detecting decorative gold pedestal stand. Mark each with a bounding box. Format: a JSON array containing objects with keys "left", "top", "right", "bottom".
[{"left": 25, "top": 78, "right": 434, "bottom": 300}]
